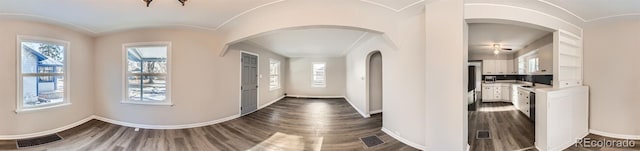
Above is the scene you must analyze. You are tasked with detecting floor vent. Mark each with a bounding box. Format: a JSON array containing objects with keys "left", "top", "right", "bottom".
[
  {"left": 17, "top": 134, "right": 63, "bottom": 148},
  {"left": 360, "top": 135, "right": 384, "bottom": 148},
  {"left": 476, "top": 130, "right": 491, "bottom": 139}
]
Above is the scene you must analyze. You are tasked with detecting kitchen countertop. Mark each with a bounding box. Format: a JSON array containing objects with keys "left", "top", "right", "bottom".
[{"left": 482, "top": 80, "right": 552, "bottom": 92}]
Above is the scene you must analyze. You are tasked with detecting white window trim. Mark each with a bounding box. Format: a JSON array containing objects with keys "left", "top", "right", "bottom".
[
  {"left": 269, "top": 58, "right": 281, "bottom": 91},
  {"left": 311, "top": 62, "right": 326, "bottom": 88},
  {"left": 121, "top": 41, "right": 173, "bottom": 106},
  {"left": 16, "top": 35, "right": 72, "bottom": 113}
]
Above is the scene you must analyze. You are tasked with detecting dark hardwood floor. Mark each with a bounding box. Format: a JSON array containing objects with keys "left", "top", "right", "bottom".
[
  {"left": 468, "top": 101, "right": 536, "bottom": 151},
  {"left": 0, "top": 98, "right": 418, "bottom": 151},
  {"left": 469, "top": 98, "right": 640, "bottom": 151}
]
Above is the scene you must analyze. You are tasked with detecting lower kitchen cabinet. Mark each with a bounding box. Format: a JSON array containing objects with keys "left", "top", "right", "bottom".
[{"left": 482, "top": 83, "right": 511, "bottom": 102}]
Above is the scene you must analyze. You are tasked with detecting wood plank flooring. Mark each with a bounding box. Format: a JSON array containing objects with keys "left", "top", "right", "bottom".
[
  {"left": 468, "top": 102, "right": 536, "bottom": 151},
  {"left": 0, "top": 98, "right": 418, "bottom": 151},
  {"left": 469, "top": 101, "right": 640, "bottom": 151}
]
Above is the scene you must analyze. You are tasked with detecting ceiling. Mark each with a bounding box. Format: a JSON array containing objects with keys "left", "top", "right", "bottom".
[
  {"left": 542, "top": 0, "right": 640, "bottom": 22},
  {"left": 0, "top": 0, "right": 424, "bottom": 34},
  {"left": 468, "top": 23, "right": 550, "bottom": 55},
  {"left": 245, "top": 27, "right": 371, "bottom": 58}
]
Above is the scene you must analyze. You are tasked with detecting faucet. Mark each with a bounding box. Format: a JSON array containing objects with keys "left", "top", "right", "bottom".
[{"left": 531, "top": 75, "right": 536, "bottom": 86}]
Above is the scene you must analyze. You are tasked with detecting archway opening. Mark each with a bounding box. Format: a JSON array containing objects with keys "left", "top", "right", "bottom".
[{"left": 366, "top": 51, "right": 383, "bottom": 116}]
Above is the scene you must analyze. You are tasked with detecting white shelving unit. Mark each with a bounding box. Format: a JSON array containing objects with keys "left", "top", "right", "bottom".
[{"left": 553, "top": 30, "right": 583, "bottom": 88}]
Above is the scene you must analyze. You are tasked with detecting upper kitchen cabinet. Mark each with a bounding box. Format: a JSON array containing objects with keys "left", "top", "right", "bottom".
[
  {"left": 482, "top": 60, "right": 496, "bottom": 75},
  {"left": 554, "top": 30, "right": 583, "bottom": 88},
  {"left": 483, "top": 59, "right": 515, "bottom": 75}
]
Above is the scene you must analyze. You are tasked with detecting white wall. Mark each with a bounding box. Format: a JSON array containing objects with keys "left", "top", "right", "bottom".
[
  {"left": 0, "top": 19, "right": 94, "bottom": 136},
  {"left": 344, "top": 12, "right": 426, "bottom": 148},
  {"left": 425, "top": 0, "right": 467, "bottom": 150},
  {"left": 94, "top": 28, "right": 243, "bottom": 126},
  {"left": 369, "top": 52, "right": 382, "bottom": 113},
  {"left": 228, "top": 42, "right": 287, "bottom": 108},
  {"left": 285, "top": 57, "right": 345, "bottom": 97},
  {"left": 583, "top": 19, "right": 640, "bottom": 138},
  {"left": 514, "top": 33, "right": 553, "bottom": 57}
]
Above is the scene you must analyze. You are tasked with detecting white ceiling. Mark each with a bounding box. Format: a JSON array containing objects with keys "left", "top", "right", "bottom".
[
  {"left": 542, "top": 0, "right": 640, "bottom": 22},
  {"left": 362, "top": 0, "right": 425, "bottom": 11},
  {"left": 246, "top": 27, "right": 370, "bottom": 58},
  {"left": 0, "top": 0, "right": 425, "bottom": 34},
  {"left": 468, "top": 23, "right": 550, "bottom": 55},
  {"left": 1, "top": 0, "right": 638, "bottom": 34}
]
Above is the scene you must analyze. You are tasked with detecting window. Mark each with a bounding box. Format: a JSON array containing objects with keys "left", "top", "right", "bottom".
[
  {"left": 528, "top": 57, "right": 539, "bottom": 73},
  {"left": 269, "top": 59, "right": 281, "bottom": 90},
  {"left": 17, "top": 36, "right": 70, "bottom": 112},
  {"left": 123, "top": 42, "right": 172, "bottom": 105},
  {"left": 517, "top": 58, "right": 526, "bottom": 74},
  {"left": 312, "top": 62, "right": 326, "bottom": 87},
  {"left": 518, "top": 51, "right": 540, "bottom": 74}
]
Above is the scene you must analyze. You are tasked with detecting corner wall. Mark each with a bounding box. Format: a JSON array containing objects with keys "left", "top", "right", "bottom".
[
  {"left": 0, "top": 19, "right": 94, "bottom": 136},
  {"left": 583, "top": 19, "right": 640, "bottom": 138}
]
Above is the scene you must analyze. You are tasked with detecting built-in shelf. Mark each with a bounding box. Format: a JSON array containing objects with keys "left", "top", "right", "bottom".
[
  {"left": 554, "top": 30, "right": 583, "bottom": 88},
  {"left": 559, "top": 52, "right": 580, "bottom": 57}
]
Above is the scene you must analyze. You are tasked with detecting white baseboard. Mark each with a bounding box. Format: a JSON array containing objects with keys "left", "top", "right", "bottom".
[
  {"left": 0, "top": 115, "right": 94, "bottom": 140},
  {"left": 259, "top": 95, "right": 285, "bottom": 109},
  {"left": 369, "top": 109, "right": 382, "bottom": 114},
  {"left": 93, "top": 114, "right": 240, "bottom": 130},
  {"left": 467, "top": 144, "right": 470, "bottom": 151},
  {"left": 343, "top": 96, "right": 369, "bottom": 118},
  {"left": 286, "top": 95, "right": 344, "bottom": 99},
  {"left": 590, "top": 129, "right": 640, "bottom": 140},
  {"left": 381, "top": 127, "right": 425, "bottom": 150}
]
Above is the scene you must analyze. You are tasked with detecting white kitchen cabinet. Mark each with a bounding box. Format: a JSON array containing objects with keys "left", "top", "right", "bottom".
[
  {"left": 482, "top": 60, "right": 496, "bottom": 75},
  {"left": 482, "top": 85, "right": 494, "bottom": 100},
  {"left": 483, "top": 83, "right": 512, "bottom": 102},
  {"left": 483, "top": 59, "right": 516, "bottom": 75},
  {"left": 511, "top": 85, "right": 521, "bottom": 109},
  {"left": 506, "top": 59, "right": 516, "bottom": 74},
  {"left": 493, "top": 86, "right": 502, "bottom": 100},
  {"left": 498, "top": 60, "right": 508, "bottom": 74},
  {"left": 501, "top": 85, "right": 510, "bottom": 101},
  {"left": 517, "top": 89, "right": 531, "bottom": 117}
]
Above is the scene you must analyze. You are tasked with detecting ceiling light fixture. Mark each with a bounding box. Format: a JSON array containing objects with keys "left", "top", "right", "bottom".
[
  {"left": 142, "top": 0, "right": 188, "bottom": 7},
  {"left": 493, "top": 44, "right": 501, "bottom": 55}
]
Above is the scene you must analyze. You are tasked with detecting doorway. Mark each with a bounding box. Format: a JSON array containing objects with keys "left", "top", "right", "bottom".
[
  {"left": 241, "top": 52, "right": 259, "bottom": 116},
  {"left": 465, "top": 22, "right": 553, "bottom": 150},
  {"left": 367, "top": 51, "right": 382, "bottom": 115}
]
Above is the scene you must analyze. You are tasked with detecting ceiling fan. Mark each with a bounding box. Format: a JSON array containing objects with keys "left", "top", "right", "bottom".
[{"left": 492, "top": 44, "right": 512, "bottom": 54}]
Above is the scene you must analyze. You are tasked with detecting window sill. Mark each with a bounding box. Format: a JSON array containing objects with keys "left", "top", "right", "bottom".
[
  {"left": 15, "top": 102, "right": 72, "bottom": 114},
  {"left": 269, "top": 87, "right": 282, "bottom": 91},
  {"left": 121, "top": 101, "right": 174, "bottom": 106}
]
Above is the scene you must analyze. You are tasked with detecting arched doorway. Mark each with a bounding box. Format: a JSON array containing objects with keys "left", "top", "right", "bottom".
[{"left": 367, "top": 51, "right": 382, "bottom": 115}]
